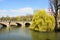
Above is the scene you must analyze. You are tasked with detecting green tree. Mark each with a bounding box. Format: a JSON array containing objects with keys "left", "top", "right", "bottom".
[
  {"left": 5, "top": 16, "right": 10, "bottom": 21},
  {"left": 15, "top": 16, "right": 21, "bottom": 21},
  {"left": 30, "top": 10, "right": 55, "bottom": 32}
]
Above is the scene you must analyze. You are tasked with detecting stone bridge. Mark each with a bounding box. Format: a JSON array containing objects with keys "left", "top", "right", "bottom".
[{"left": 0, "top": 21, "right": 31, "bottom": 27}]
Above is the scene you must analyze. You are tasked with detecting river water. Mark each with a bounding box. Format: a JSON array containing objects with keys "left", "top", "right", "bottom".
[{"left": 0, "top": 25, "right": 60, "bottom": 40}]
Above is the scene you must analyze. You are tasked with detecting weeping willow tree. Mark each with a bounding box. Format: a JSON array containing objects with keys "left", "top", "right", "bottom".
[{"left": 30, "top": 10, "right": 55, "bottom": 32}]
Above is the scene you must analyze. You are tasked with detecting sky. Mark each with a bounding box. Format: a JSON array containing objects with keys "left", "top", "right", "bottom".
[{"left": 0, "top": 0, "right": 49, "bottom": 17}]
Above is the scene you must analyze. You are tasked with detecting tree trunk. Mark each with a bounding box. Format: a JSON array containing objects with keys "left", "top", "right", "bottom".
[{"left": 54, "top": 0, "right": 58, "bottom": 31}]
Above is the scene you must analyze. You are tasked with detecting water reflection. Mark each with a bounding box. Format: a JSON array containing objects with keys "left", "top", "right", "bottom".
[
  {"left": 0, "top": 25, "right": 60, "bottom": 40},
  {"left": 0, "top": 26, "right": 32, "bottom": 40},
  {"left": 31, "top": 31, "right": 56, "bottom": 40}
]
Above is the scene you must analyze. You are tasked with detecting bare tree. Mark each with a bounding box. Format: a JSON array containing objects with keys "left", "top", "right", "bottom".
[{"left": 49, "top": 0, "right": 58, "bottom": 31}]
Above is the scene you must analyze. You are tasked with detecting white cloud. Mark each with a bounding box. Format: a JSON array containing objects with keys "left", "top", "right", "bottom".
[
  {"left": 0, "top": 7, "right": 51, "bottom": 17},
  {"left": 0, "top": 7, "right": 34, "bottom": 17},
  {"left": 11, "top": 7, "right": 34, "bottom": 14},
  {"left": 0, "top": 10, "right": 8, "bottom": 12},
  {"left": 0, "top": 7, "right": 50, "bottom": 17}
]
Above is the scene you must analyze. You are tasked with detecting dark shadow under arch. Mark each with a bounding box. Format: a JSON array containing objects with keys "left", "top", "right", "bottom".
[
  {"left": 16, "top": 23, "right": 22, "bottom": 27},
  {"left": 0, "top": 23, "right": 7, "bottom": 28},
  {"left": 10, "top": 25, "right": 17, "bottom": 27},
  {"left": 25, "top": 23, "right": 30, "bottom": 27}
]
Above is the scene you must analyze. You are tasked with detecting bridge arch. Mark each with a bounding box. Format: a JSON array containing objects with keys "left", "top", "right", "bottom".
[
  {"left": 25, "top": 22, "right": 31, "bottom": 27},
  {"left": 0, "top": 23, "right": 7, "bottom": 27},
  {"left": 16, "top": 23, "right": 22, "bottom": 27}
]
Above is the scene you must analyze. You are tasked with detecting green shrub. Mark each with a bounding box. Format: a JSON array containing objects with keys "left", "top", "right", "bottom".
[{"left": 30, "top": 10, "right": 55, "bottom": 32}]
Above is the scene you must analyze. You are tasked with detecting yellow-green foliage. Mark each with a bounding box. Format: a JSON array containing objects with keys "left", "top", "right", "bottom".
[{"left": 30, "top": 10, "right": 55, "bottom": 32}]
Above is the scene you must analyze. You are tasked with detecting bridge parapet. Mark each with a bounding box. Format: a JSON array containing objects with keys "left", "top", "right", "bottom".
[{"left": 0, "top": 21, "right": 31, "bottom": 27}]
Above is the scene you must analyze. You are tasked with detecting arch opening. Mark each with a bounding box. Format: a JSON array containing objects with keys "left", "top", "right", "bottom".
[
  {"left": 0, "top": 24, "right": 7, "bottom": 28},
  {"left": 16, "top": 23, "right": 22, "bottom": 27},
  {"left": 25, "top": 23, "right": 30, "bottom": 27}
]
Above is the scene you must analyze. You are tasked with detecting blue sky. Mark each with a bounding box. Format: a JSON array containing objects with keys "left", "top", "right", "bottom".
[{"left": 0, "top": 0, "right": 49, "bottom": 17}]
